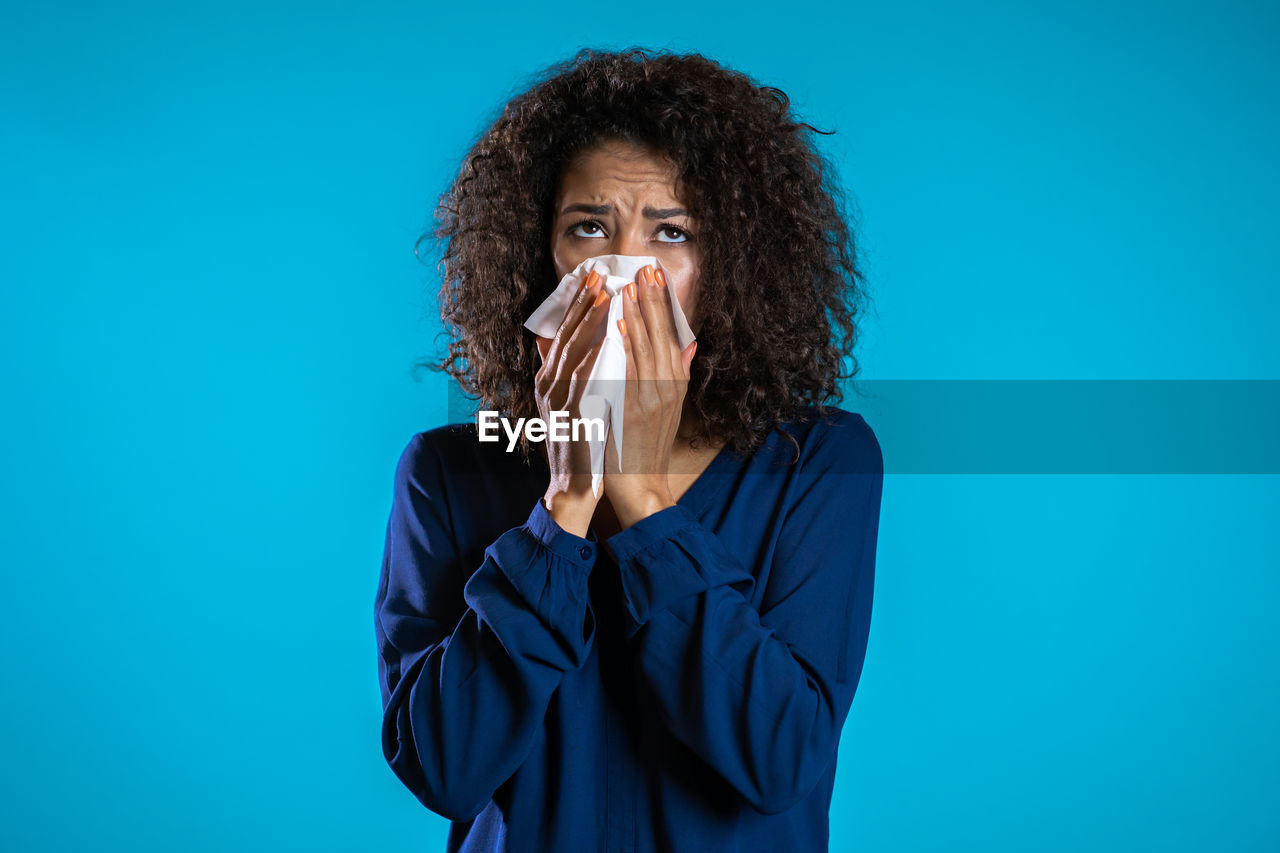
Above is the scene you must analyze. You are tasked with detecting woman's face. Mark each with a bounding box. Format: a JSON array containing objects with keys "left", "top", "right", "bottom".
[{"left": 541, "top": 138, "right": 700, "bottom": 360}]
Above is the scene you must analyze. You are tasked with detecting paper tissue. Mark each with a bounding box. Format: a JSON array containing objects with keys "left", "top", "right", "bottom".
[{"left": 523, "top": 254, "right": 696, "bottom": 497}]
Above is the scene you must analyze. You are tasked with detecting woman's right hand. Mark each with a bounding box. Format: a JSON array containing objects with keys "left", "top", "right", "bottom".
[{"left": 534, "top": 270, "right": 609, "bottom": 536}]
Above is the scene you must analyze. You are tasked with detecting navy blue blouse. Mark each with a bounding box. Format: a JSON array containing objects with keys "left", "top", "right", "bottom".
[{"left": 374, "top": 406, "right": 884, "bottom": 852}]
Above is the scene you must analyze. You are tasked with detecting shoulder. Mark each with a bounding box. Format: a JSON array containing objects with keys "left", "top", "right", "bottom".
[
  {"left": 398, "top": 422, "right": 484, "bottom": 465},
  {"left": 393, "top": 421, "right": 544, "bottom": 495},
  {"left": 775, "top": 405, "right": 883, "bottom": 476},
  {"left": 394, "top": 423, "right": 471, "bottom": 487}
]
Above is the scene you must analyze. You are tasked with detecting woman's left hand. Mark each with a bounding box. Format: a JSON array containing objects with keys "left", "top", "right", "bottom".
[{"left": 604, "top": 263, "right": 698, "bottom": 529}]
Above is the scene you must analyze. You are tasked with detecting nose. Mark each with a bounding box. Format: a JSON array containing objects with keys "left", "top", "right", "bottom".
[{"left": 608, "top": 228, "right": 646, "bottom": 258}]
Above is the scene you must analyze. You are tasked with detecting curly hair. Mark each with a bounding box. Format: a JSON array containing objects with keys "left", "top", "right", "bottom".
[{"left": 417, "top": 47, "right": 873, "bottom": 462}]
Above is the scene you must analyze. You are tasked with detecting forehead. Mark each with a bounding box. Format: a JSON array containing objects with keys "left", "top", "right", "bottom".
[{"left": 557, "top": 140, "right": 682, "bottom": 202}]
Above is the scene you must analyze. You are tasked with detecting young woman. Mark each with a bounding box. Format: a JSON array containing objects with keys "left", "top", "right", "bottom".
[{"left": 375, "top": 47, "right": 884, "bottom": 852}]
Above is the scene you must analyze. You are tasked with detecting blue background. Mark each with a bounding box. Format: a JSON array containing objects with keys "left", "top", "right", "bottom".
[{"left": 3, "top": 1, "right": 1278, "bottom": 850}]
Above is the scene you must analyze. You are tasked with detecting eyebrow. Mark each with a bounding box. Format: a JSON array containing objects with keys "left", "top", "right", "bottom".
[{"left": 559, "top": 203, "right": 689, "bottom": 219}]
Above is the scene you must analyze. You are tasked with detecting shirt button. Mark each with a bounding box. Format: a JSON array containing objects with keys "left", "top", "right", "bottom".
[{"left": 579, "top": 545, "right": 593, "bottom": 560}]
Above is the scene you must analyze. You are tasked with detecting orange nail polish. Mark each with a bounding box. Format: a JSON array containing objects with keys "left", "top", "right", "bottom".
[
  {"left": 627, "top": 282, "right": 637, "bottom": 301},
  {"left": 617, "top": 318, "right": 627, "bottom": 336},
  {"left": 593, "top": 285, "right": 609, "bottom": 307},
  {"left": 655, "top": 268, "right": 666, "bottom": 286}
]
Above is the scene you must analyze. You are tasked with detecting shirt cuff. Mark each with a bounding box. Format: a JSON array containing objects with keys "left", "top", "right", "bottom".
[
  {"left": 476, "top": 500, "right": 601, "bottom": 668},
  {"left": 606, "top": 504, "right": 698, "bottom": 563},
  {"left": 606, "top": 505, "right": 755, "bottom": 638},
  {"left": 525, "top": 498, "right": 601, "bottom": 567}
]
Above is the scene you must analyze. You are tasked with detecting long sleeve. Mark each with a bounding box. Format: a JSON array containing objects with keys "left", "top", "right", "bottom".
[
  {"left": 374, "top": 433, "right": 600, "bottom": 822},
  {"left": 606, "top": 414, "right": 884, "bottom": 816}
]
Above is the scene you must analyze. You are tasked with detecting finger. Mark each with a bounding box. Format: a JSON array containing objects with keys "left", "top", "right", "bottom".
[
  {"left": 557, "top": 280, "right": 610, "bottom": 382},
  {"left": 541, "top": 275, "right": 601, "bottom": 403},
  {"left": 555, "top": 339, "right": 603, "bottom": 479},
  {"left": 621, "top": 269, "right": 654, "bottom": 380},
  {"left": 547, "top": 270, "right": 600, "bottom": 370},
  {"left": 638, "top": 265, "right": 680, "bottom": 378},
  {"left": 680, "top": 340, "right": 697, "bottom": 377},
  {"left": 569, "top": 338, "right": 605, "bottom": 394},
  {"left": 545, "top": 272, "right": 593, "bottom": 381},
  {"left": 615, "top": 313, "right": 640, "bottom": 452},
  {"left": 616, "top": 314, "right": 635, "bottom": 380},
  {"left": 544, "top": 270, "right": 601, "bottom": 376}
]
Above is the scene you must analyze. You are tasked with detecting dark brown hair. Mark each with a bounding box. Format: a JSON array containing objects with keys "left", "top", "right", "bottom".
[{"left": 418, "top": 47, "right": 873, "bottom": 461}]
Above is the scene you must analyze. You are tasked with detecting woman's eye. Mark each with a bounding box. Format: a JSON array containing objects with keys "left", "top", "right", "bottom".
[
  {"left": 657, "top": 225, "right": 688, "bottom": 243},
  {"left": 570, "top": 220, "right": 605, "bottom": 238}
]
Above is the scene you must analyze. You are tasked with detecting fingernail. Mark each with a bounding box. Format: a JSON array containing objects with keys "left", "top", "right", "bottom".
[
  {"left": 593, "top": 285, "right": 609, "bottom": 307},
  {"left": 627, "top": 282, "right": 637, "bottom": 301},
  {"left": 655, "top": 268, "right": 666, "bottom": 286},
  {"left": 645, "top": 265, "right": 657, "bottom": 286},
  {"left": 617, "top": 318, "right": 627, "bottom": 336},
  {"left": 585, "top": 271, "right": 599, "bottom": 289}
]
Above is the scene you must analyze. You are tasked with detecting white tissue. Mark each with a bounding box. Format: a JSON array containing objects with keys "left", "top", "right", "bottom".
[{"left": 523, "top": 254, "right": 696, "bottom": 498}]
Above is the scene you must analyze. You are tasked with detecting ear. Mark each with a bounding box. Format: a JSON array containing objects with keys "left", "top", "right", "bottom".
[{"left": 535, "top": 336, "right": 551, "bottom": 364}]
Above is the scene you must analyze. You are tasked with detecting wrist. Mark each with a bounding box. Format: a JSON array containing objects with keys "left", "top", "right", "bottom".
[
  {"left": 543, "top": 487, "right": 598, "bottom": 538},
  {"left": 612, "top": 490, "right": 675, "bottom": 530}
]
